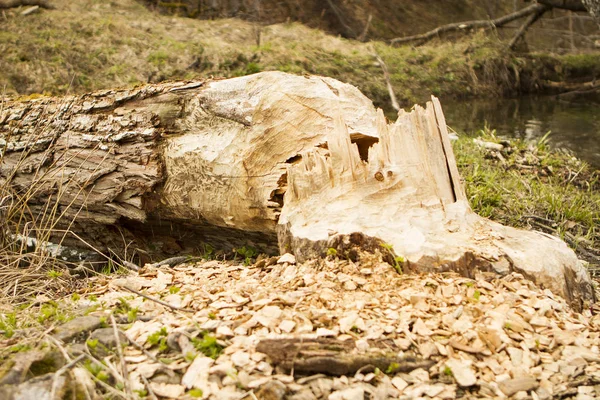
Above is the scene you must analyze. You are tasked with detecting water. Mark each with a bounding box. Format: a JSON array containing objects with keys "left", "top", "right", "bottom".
[{"left": 442, "top": 94, "right": 600, "bottom": 169}]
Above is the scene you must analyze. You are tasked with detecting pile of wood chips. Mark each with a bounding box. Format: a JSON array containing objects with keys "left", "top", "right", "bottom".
[{"left": 74, "top": 254, "right": 600, "bottom": 399}]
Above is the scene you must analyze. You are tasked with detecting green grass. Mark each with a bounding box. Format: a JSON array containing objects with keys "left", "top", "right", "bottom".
[{"left": 454, "top": 128, "right": 600, "bottom": 264}]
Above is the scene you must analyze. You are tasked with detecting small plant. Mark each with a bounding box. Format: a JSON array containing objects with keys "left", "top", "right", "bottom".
[
  {"left": 200, "top": 243, "right": 214, "bottom": 260},
  {"left": 208, "top": 312, "right": 217, "bottom": 320},
  {"left": 86, "top": 339, "right": 99, "bottom": 349},
  {"left": 386, "top": 362, "right": 400, "bottom": 374},
  {"left": 326, "top": 247, "right": 338, "bottom": 257},
  {"left": 192, "top": 332, "right": 223, "bottom": 359},
  {"left": 84, "top": 360, "right": 109, "bottom": 382},
  {"left": 473, "top": 290, "right": 481, "bottom": 301},
  {"left": 0, "top": 313, "right": 17, "bottom": 338},
  {"left": 47, "top": 270, "right": 63, "bottom": 279},
  {"left": 188, "top": 388, "right": 204, "bottom": 398},
  {"left": 236, "top": 246, "right": 257, "bottom": 266},
  {"left": 147, "top": 327, "right": 169, "bottom": 352},
  {"left": 380, "top": 243, "right": 394, "bottom": 251},
  {"left": 168, "top": 286, "right": 180, "bottom": 295},
  {"left": 393, "top": 256, "right": 405, "bottom": 274},
  {"left": 115, "top": 298, "right": 139, "bottom": 323},
  {"left": 443, "top": 366, "right": 453, "bottom": 376}
]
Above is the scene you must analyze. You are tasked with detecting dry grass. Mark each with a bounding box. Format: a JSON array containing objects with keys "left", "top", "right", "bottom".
[
  {"left": 0, "top": 95, "right": 124, "bottom": 306},
  {"left": 2, "top": 0, "right": 598, "bottom": 112}
]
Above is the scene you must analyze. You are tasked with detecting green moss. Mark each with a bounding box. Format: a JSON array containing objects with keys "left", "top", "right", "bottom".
[{"left": 560, "top": 53, "right": 600, "bottom": 77}]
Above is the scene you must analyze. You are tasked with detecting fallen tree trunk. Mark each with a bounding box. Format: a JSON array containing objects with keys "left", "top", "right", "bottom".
[{"left": 0, "top": 72, "right": 594, "bottom": 308}]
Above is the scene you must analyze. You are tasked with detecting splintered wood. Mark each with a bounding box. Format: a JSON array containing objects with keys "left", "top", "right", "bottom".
[{"left": 278, "top": 96, "right": 594, "bottom": 309}]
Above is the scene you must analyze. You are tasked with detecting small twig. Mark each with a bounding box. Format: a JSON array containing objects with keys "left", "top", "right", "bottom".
[
  {"left": 145, "top": 255, "right": 201, "bottom": 269},
  {"left": 141, "top": 375, "right": 159, "bottom": 400},
  {"left": 110, "top": 314, "right": 132, "bottom": 398},
  {"left": 357, "top": 13, "right": 372, "bottom": 42},
  {"left": 390, "top": 3, "right": 546, "bottom": 45},
  {"left": 120, "top": 285, "right": 195, "bottom": 313},
  {"left": 373, "top": 52, "right": 400, "bottom": 111},
  {"left": 122, "top": 331, "right": 161, "bottom": 363},
  {"left": 50, "top": 354, "right": 85, "bottom": 400}
]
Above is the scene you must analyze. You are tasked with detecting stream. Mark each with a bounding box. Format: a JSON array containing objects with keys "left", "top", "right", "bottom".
[{"left": 443, "top": 94, "right": 600, "bottom": 169}]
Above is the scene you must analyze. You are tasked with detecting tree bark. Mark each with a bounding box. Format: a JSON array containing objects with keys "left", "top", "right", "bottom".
[
  {"left": 0, "top": 72, "right": 376, "bottom": 263},
  {"left": 0, "top": 72, "right": 594, "bottom": 309}
]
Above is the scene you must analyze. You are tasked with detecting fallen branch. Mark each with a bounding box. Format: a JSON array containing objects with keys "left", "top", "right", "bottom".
[
  {"left": 509, "top": 4, "right": 551, "bottom": 49},
  {"left": 357, "top": 13, "right": 373, "bottom": 42},
  {"left": 373, "top": 53, "right": 400, "bottom": 111},
  {"left": 120, "top": 285, "right": 196, "bottom": 313},
  {"left": 390, "top": 3, "right": 546, "bottom": 45},
  {"left": 0, "top": 0, "right": 53, "bottom": 9},
  {"left": 256, "top": 338, "right": 435, "bottom": 376},
  {"left": 324, "top": 0, "right": 356, "bottom": 38},
  {"left": 539, "top": 79, "right": 599, "bottom": 91}
]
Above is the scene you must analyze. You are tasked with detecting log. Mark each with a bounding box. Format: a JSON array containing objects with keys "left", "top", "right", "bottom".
[
  {"left": 255, "top": 338, "right": 434, "bottom": 376},
  {"left": 0, "top": 72, "right": 594, "bottom": 309}
]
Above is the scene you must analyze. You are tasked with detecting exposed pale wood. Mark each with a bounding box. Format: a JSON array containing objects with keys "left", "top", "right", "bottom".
[
  {"left": 277, "top": 96, "right": 594, "bottom": 309},
  {"left": 374, "top": 53, "right": 400, "bottom": 112}
]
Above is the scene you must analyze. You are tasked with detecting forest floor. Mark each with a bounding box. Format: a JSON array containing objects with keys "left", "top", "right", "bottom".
[
  {"left": 1, "top": 255, "right": 600, "bottom": 399},
  {"left": 0, "top": 136, "right": 599, "bottom": 399}
]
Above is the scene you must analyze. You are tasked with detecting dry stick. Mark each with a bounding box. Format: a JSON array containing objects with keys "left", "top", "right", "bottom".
[
  {"left": 509, "top": 4, "right": 550, "bottom": 49},
  {"left": 390, "top": 3, "right": 546, "bottom": 45},
  {"left": 324, "top": 0, "right": 356, "bottom": 38},
  {"left": 0, "top": 0, "right": 54, "bottom": 9},
  {"left": 140, "top": 375, "right": 158, "bottom": 400},
  {"left": 110, "top": 314, "right": 132, "bottom": 399},
  {"left": 50, "top": 354, "right": 86, "bottom": 400},
  {"left": 357, "top": 13, "right": 373, "bottom": 42},
  {"left": 120, "top": 285, "right": 196, "bottom": 313},
  {"left": 122, "top": 332, "right": 161, "bottom": 363},
  {"left": 373, "top": 53, "right": 400, "bottom": 111}
]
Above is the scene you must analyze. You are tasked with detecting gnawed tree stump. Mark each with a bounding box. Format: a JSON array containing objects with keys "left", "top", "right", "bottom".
[{"left": 0, "top": 71, "right": 594, "bottom": 308}]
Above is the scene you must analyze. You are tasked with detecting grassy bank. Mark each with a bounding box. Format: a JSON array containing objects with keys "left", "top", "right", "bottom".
[
  {"left": 454, "top": 130, "right": 600, "bottom": 269},
  {"left": 1, "top": 0, "right": 599, "bottom": 112}
]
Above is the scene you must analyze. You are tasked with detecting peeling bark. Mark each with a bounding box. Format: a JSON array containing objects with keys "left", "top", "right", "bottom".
[{"left": 0, "top": 72, "right": 377, "bottom": 261}]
